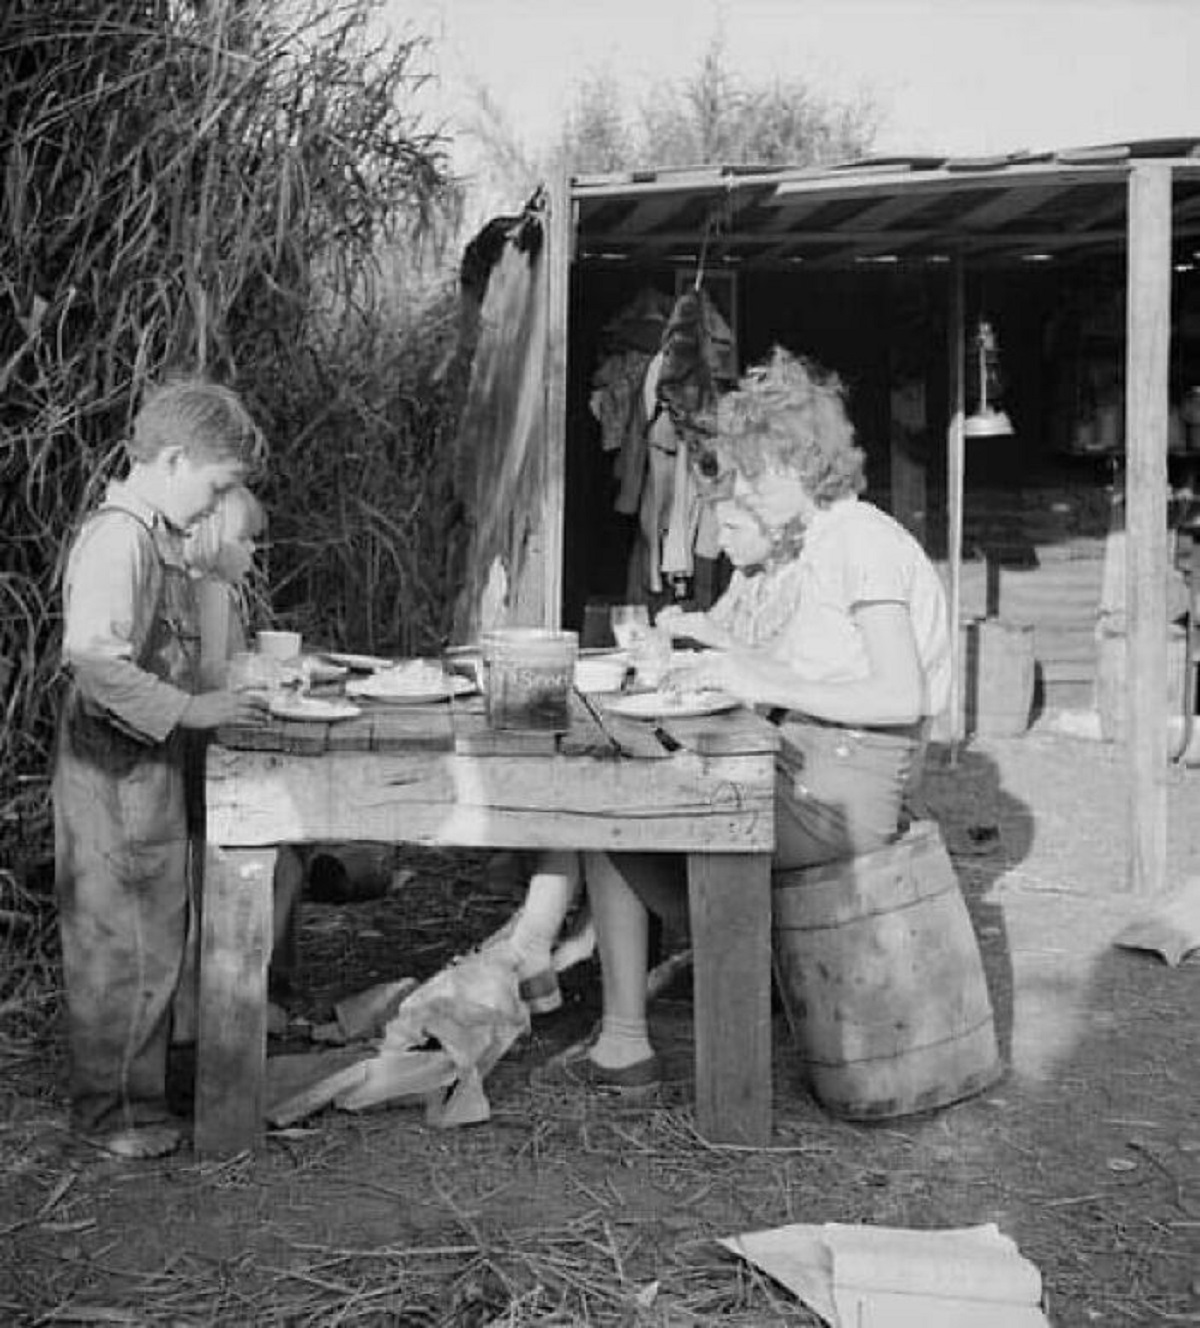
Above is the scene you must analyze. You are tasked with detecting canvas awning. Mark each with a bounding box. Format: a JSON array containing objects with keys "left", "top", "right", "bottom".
[
  {"left": 570, "top": 138, "right": 1200, "bottom": 269},
  {"left": 564, "top": 139, "right": 1200, "bottom": 895}
]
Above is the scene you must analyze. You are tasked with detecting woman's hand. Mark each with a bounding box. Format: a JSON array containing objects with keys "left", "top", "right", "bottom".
[
  {"left": 664, "top": 648, "right": 769, "bottom": 704},
  {"left": 180, "top": 689, "right": 270, "bottom": 730},
  {"left": 655, "top": 606, "right": 734, "bottom": 649}
]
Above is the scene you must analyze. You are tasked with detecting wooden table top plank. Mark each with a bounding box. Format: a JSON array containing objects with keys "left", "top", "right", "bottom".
[
  {"left": 452, "top": 692, "right": 617, "bottom": 759},
  {"left": 453, "top": 708, "right": 560, "bottom": 756},
  {"left": 660, "top": 708, "right": 782, "bottom": 757},
  {"left": 205, "top": 745, "right": 775, "bottom": 852},
  {"left": 559, "top": 691, "right": 620, "bottom": 757},
  {"left": 361, "top": 702, "right": 455, "bottom": 752},
  {"left": 270, "top": 716, "right": 330, "bottom": 755},
  {"left": 216, "top": 690, "right": 779, "bottom": 761},
  {"left": 586, "top": 701, "right": 675, "bottom": 759}
]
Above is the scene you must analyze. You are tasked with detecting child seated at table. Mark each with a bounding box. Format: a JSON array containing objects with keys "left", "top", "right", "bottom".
[
  {"left": 507, "top": 850, "right": 587, "bottom": 1014},
  {"left": 568, "top": 348, "right": 951, "bottom": 1092}
]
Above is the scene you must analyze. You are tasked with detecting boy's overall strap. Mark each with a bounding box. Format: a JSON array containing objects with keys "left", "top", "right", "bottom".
[{"left": 74, "top": 503, "right": 168, "bottom": 674}]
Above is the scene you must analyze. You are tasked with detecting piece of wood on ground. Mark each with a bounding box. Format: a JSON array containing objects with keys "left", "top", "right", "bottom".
[
  {"left": 265, "top": 1048, "right": 375, "bottom": 1127},
  {"left": 647, "top": 947, "right": 692, "bottom": 1000},
  {"left": 335, "top": 1048, "right": 458, "bottom": 1112},
  {"left": 335, "top": 977, "right": 419, "bottom": 1040}
]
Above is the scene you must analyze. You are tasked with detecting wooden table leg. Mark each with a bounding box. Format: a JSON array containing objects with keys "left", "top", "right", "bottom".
[
  {"left": 194, "top": 845, "right": 275, "bottom": 1157},
  {"left": 687, "top": 851, "right": 772, "bottom": 1145}
]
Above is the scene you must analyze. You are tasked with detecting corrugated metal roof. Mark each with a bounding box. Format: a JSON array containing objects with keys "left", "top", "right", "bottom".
[{"left": 571, "top": 138, "right": 1200, "bottom": 269}]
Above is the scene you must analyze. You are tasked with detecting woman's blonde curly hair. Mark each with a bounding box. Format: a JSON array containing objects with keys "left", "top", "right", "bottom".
[{"left": 713, "top": 347, "right": 866, "bottom": 504}]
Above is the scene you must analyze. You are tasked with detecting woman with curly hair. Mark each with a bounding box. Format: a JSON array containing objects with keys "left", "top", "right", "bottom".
[{"left": 563, "top": 348, "right": 951, "bottom": 1093}]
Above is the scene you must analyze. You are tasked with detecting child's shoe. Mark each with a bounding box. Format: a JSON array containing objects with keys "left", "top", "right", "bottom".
[{"left": 517, "top": 966, "right": 562, "bottom": 1015}]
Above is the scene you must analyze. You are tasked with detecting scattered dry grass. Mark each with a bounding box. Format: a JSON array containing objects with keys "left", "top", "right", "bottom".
[{"left": 2, "top": 822, "right": 1200, "bottom": 1325}]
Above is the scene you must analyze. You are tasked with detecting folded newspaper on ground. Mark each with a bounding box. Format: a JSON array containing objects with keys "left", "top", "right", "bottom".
[
  {"left": 718, "top": 1220, "right": 1050, "bottom": 1328},
  {"left": 1113, "top": 873, "right": 1200, "bottom": 966}
]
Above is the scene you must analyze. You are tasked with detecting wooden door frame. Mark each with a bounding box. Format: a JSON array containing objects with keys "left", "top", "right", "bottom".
[
  {"left": 541, "top": 169, "right": 572, "bottom": 629},
  {"left": 1125, "top": 162, "right": 1173, "bottom": 895}
]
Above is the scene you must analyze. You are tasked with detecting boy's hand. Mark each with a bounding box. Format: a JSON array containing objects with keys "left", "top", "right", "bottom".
[{"left": 181, "top": 689, "right": 270, "bottom": 730}]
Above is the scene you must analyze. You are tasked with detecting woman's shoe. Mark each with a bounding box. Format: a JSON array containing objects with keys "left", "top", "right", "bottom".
[
  {"left": 517, "top": 967, "right": 562, "bottom": 1015},
  {"left": 556, "top": 1039, "right": 662, "bottom": 1095},
  {"left": 80, "top": 1122, "right": 183, "bottom": 1159}
]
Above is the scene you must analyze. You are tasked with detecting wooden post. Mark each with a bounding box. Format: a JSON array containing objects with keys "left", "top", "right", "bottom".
[
  {"left": 1125, "top": 163, "right": 1173, "bottom": 896},
  {"left": 687, "top": 851, "right": 772, "bottom": 1145},
  {"left": 946, "top": 260, "right": 967, "bottom": 752},
  {"left": 542, "top": 167, "right": 572, "bottom": 629},
  {"left": 888, "top": 376, "right": 929, "bottom": 546},
  {"left": 195, "top": 845, "right": 275, "bottom": 1156}
]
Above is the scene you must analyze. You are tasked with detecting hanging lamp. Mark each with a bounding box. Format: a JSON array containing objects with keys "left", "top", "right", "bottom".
[{"left": 964, "top": 315, "right": 1014, "bottom": 438}]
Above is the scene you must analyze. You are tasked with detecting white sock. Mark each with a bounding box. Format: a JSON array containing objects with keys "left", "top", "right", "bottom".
[
  {"left": 590, "top": 1015, "right": 653, "bottom": 1069},
  {"left": 551, "top": 912, "right": 596, "bottom": 973},
  {"left": 510, "top": 866, "right": 579, "bottom": 978}
]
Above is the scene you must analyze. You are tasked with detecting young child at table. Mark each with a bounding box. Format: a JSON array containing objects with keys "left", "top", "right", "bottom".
[
  {"left": 185, "top": 483, "right": 265, "bottom": 690},
  {"left": 53, "top": 377, "right": 269, "bottom": 1159},
  {"left": 183, "top": 485, "right": 305, "bottom": 998},
  {"left": 508, "top": 851, "right": 586, "bottom": 1014}
]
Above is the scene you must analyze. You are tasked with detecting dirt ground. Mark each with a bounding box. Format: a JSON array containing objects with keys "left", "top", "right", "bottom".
[{"left": 3, "top": 724, "right": 1200, "bottom": 1326}]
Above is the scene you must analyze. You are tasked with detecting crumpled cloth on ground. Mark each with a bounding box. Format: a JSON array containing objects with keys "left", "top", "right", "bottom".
[{"left": 1113, "top": 875, "right": 1200, "bottom": 966}]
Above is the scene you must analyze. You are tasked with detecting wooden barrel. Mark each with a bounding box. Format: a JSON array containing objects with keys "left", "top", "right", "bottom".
[
  {"left": 772, "top": 821, "right": 1002, "bottom": 1121},
  {"left": 1094, "top": 622, "right": 1190, "bottom": 744}
]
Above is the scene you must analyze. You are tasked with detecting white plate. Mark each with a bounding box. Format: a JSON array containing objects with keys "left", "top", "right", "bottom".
[
  {"left": 604, "top": 690, "right": 741, "bottom": 720},
  {"left": 269, "top": 695, "right": 362, "bottom": 723},
  {"left": 345, "top": 674, "right": 476, "bottom": 705},
  {"left": 321, "top": 651, "right": 395, "bottom": 672}
]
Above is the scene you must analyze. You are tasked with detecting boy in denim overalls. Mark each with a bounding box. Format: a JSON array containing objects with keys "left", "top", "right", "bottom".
[{"left": 54, "top": 378, "right": 269, "bottom": 1158}]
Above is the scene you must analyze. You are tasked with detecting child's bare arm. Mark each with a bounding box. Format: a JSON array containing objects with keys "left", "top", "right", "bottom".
[{"left": 180, "top": 690, "right": 269, "bottom": 730}]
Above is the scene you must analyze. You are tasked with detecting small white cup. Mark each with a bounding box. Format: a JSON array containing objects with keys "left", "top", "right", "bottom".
[
  {"left": 257, "top": 629, "right": 302, "bottom": 660},
  {"left": 631, "top": 627, "right": 672, "bottom": 688},
  {"left": 575, "top": 656, "right": 627, "bottom": 694},
  {"left": 227, "top": 650, "right": 280, "bottom": 693}
]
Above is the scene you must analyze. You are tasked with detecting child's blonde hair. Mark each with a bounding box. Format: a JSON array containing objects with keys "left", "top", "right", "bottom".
[
  {"left": 184, "top": 485, "right": 266, "bottom": 576},
  {"left": 130, "top": 376, "right": 264, "bottom": 466}
]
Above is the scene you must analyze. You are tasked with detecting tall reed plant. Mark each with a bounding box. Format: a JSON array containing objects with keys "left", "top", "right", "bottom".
[{"left": 1, "top": 0, "right": 465, "bottom": 819}]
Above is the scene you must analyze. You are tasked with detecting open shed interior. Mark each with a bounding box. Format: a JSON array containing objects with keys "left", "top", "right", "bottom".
[{"left": 560, "top": 141, "right": 1200, "bottom": 710}]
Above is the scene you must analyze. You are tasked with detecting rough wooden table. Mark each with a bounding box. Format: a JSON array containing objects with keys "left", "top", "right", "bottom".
[{"left": 196, "top": 687, "right": 779, "bottom": 1156}]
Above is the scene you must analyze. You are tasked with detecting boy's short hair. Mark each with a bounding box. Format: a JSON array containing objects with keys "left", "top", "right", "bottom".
[
  {"left": 184, "top": 485, "right": 266, "bottom": 575},
  {"left": 129, "top": 377, "right": 264, "bottom": 467}
]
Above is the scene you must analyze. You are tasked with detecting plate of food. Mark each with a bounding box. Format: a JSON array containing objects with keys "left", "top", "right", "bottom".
[
  {"left": 303, "top": 655, "right": 350, "bottom": 684},
  {"left": 321, "top": 651, "right": 395, "bottom": 673},
  {"left": 346, "top": 660, "right": 477, "bottom": 704},
  {"left": 603, "top": 689, "right": 741, "bottom": 720},
  {"left": 269, "top": 695, "right": 362, "bottom": 723}
]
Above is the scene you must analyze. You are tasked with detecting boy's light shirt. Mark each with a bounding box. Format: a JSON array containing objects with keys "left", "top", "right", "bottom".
[{"left": 62, "top": 480, "right": 194, "bottom": 743}]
